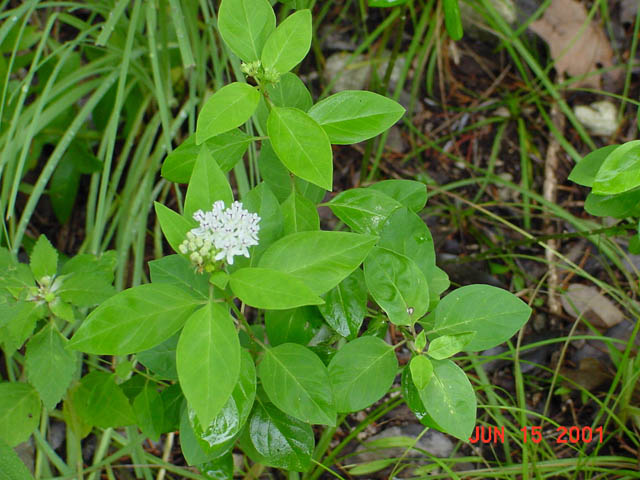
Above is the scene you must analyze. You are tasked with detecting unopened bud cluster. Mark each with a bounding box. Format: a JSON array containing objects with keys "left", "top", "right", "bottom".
[
  {"left": 240, "top": 60, "right": 280, "bottom": 84},
  {"left": 179, "top": 201, "right": 260, "bottom": 272}
]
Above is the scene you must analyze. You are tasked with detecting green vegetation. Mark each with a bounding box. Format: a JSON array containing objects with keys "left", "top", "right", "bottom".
[{"left": 1, "top": 0, "right": 638, "bottom": 478}]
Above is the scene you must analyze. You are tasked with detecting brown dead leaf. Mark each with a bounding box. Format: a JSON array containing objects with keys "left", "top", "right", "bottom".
[
  {"left": 529, "top": 0, "right": 617, "bottom": 89},
  {"left": 561, "top": 283, "right": 625, "bottom": 329}
]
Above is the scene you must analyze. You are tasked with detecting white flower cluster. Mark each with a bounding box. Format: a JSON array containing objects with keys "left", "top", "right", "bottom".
[{"left": 179, "top": 201, "right": 260, "bottom": 269}]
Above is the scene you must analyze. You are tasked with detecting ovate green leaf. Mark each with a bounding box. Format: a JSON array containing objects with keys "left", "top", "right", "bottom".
[
  {"left": 244, "top": 400, "right": 314, "bottom": 471},
  {"left": 196, "top": 83, "right": 260, "bottom": 144},
  {"left": 184, "top": 147, "right": 233, "bottom": 217},
  {"left": 428, "top": 285, "right": 531, "bottom": 351},
  {"left": 261, "top": 10, "right": 312, "bottom": 73},
  {"left": 418, "top": 359, "right": 475, "bottom": 441},
  {"left": 568, "top": 145, "right": 619, "bottom": 187},
  {"left": 308, "top": 90, "right": 404, "bottom": 144},
  {"left": 0, "top": 383, "right": 40, "bottom": 447},
  {"left": 364, "top": 247, "right": 429, "bottom": 325},
  {"left": 259, "top": 343, "right": 336, "bottom": 425},
  {"left": 427, "top": 332, "right": 475, "bottom": 360},
  {"left": 218, "top": 0, "right": 275, "bottom": 62},
  {"left": 327, "top": 188, "right": 402, "bottom": 235},
  {"left": 267, "top": 107, "right": 333, "bottom": 190},
  {"left": 592, "top": 140, "right": 640, "bottom": 194},
  {"left": 68, "top": 283, "right": 203, "bottom": 355},
  {"left": 72, "top": 371, "right": 135, "bottom": 429},
  {"left": 318, "top": 269, "right": 367, "bottom": 338},
  {"left": 30, "top": 235, "right": 57, "bottom": 281},
  {"left": 230, "top": 267, "right": 323, "bottom": 309},
  {"left": 328, "top": 336, "right": 397, "bottom": 412},
  {"left": 259, "top": 231, "right": 377, "bottom": 295},
  {"left": 25, "top": 323, "right": 76, "bottom": 410},
  {"left": 409, "top": 355, "right": 433, "bottom": 390},
  {"left": 177, "top": 303, "right": 240, "bottom": 427},
  {"left": 154, "top": 202, "right": 196, "bottom": 254}
]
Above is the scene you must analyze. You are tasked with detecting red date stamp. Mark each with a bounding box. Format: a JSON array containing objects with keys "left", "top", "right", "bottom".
[{"left": 469, "top": 426, "right": 604, "bottom": 444}]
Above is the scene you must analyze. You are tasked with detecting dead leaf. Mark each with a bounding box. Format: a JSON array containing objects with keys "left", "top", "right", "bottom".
[
  {"left": 561, "top": 284, "right": 625, "bottom": 329},
  {"left": 529, "top": 0, "right": 618, "bottom": 89}
]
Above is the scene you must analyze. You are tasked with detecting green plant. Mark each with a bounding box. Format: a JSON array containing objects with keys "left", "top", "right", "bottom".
[
  {"left": 52, "top": 0, "right": 531, "bottom": 476},
  {"left": 0, "top": 0, "right": 535, "bottom": 477}
]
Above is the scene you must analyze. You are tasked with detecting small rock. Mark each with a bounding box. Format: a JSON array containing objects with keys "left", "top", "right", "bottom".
[
  {"left": 351, "top": 425, "right": 454, "bottom": 464},
  {"left": 323, "top": 52, "right": 405, "bottom": 93},
  {"left": 561, "top": 283, "right": 625, "bottom": 328},
  {"left": 574, "top": 101, "right": 618, "bottom": 136},
  {"left": 14, "top": 440, "right": 35, "bottom": 474}
]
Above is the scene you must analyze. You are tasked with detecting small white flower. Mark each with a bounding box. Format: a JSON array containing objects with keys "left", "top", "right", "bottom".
[{"left": 179, "top": 200, "right": 260, "bottom": 269}]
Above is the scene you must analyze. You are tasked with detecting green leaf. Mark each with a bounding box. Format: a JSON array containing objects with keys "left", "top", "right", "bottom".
[
  {"left": 378, "top": 208, "right": 435, "bottom": 280},
  {"left": 328, "top": 336, "right": 397, "bottom": 412},
  {"left": 267, "top": 73, "right": 313, "bottom": 111},
  {"left": 155, "top": 202, "right": 196, "bottom": 254},
  {"left": 418, "top": 359, "right": 475, "bottom": 441},
  {"left": 49, "top": 298, "right": 74, "bottom": 322},
  {"left": 282, "top": 190, "right": 319, "bottom": 234},
  {"left": 25, "top": 323, "right": 76, "bottom": 410},
  {"left": 30, "top": 235, "right": 57, "bottom": 281},
  {"left": 160, "top": 384, "right": 183, "bottom": 433},
  {"left": 568, "top": 145, "right": 619, "bottom": 187},
  {"left": 259, "top": 141, "right": 294, "bottom": 202},
  {"left": 0, "top": 438, "right": 35, "bottom": 480},
  {"left": 327, "top": 188, "right": 402, "bottom": 235},
  {"left": 428, "top": 284, "right": 531, "bottom": 351},
  {"left": 261, "top": 10, "right": 311, "bottom": 73},
  {"left": 267, "top": 107, "right": 333, "bottom": 190},
  {"left": 318, "top": 268, "right": 367, "bottom": 338},
  {"left": 218, "top": 0, "right": 275, "bottom": 62},
  {"left": 443, "top": 0, "right": 464, "bottom": 40},
  {"left": 409, "top": 355, "right": 433, "bottom": 390},
  {"left": 61, "top": 251, "right": 115, "bottom": 280},
  {"left": 364, "top": 247, "right": 429, "bottom": 325},
  {"left": 184, "top": 147, "right": 234, "bottom": 217},
  {"left": 244, "top": 400, "right": 314, "bottom": 471},
  {"left": 237, "top": 182, "right": 283, "bottom": 266},
  {"left": 72, "top": 372, "right": 135, "bottom": 429},
  {"left": 230, "top": 267, "right": 324, "bottom": 309},
  {"left": 196, "top": 83, "right": 260, "bottom": 144},
  {"left": 161, "top": 130, "right": 252, "bottom": 183},
  {"left": 414, "top": 330, "right": 427, "bottom": 352},
  {"left": 368, "top": 180, "right": 427, "bottom": 212},
  {"left": 1, "top": 301, "right": 45, "bottom": 355},
  {"left": 177, "top": 303, "right": 241, "bottom": 427},
  {"left": 309, "top": 90, "right": 405, "bottom": 144},
  {"left": 68, "top": 283, "right": 203, "bottom": 355},
  {"left": 180, "top": 404, "right": 217, "bottom": 466},
  {"left": 137, "top": 334, "right": 179, "bottom": 380},
  {"left": 133, "top": 383, "right": 164, "bottom": 442},
  {"left": 592, "top": 140, "right": 640, "bottom": 194},
  {"left": 190, "top": 349, "right": 256, "bottom": 458},
  {"left": 200, "top": 454, "right": 234, "bottom": 479},
  {"left": 58, "top": 272, "right": 115, "bottom": 307},
  {"left": 149, "top": 255, "right": 209, "bottom": 300},
  {"left": 0, "top": 383, "right": 40, "bottom": 447},
  {"left": 259, "top": 231, "right": 377, "bottom": 295},
  {"left": 259, "top": 343, "right": 336, "bottom": 425},
  {"left": 378, "top": 207, "right": 449, "bottom": 310},
  {"left": 584, "top": 189, "right": 640, "bottom": 218},
  {"left": 400, "top": 366, "right": 430, "bottom": 426},
  {"left": 427, "top": 332, "right": 475, "bottom": 360},
  {"left": 265, "top": 307, "right": 319, "bottom": 346}
]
